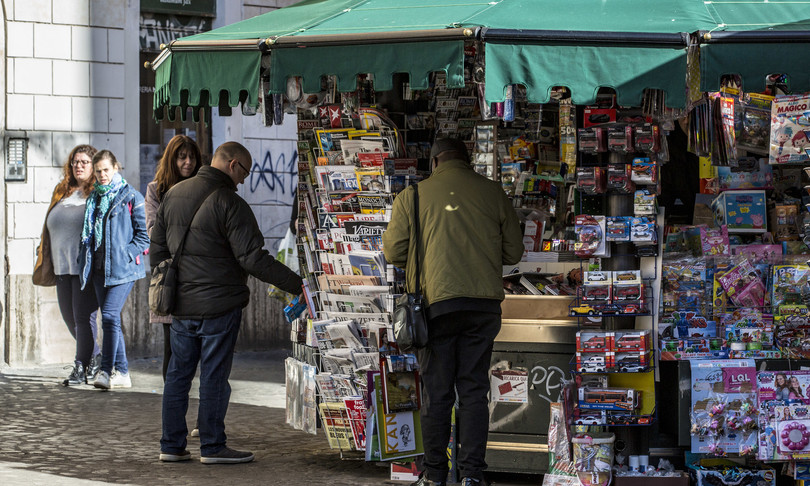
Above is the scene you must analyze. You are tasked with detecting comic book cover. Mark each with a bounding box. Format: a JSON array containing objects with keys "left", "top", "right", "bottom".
[{"left": 769, "top": 95, "right": 810, "bottom": 165}]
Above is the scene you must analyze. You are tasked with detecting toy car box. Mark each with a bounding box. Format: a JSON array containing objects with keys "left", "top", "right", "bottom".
[
  {"left": 711, "top": 190, "right": 767, "bottom": 233},
  {"left": 613, "top": 351, "right": 652, "bottom": 372},
  {"left": 578, "top": 387, "right": 639, "bottom": 412},
  {"left": 584, "top": 271, "right": 612, "bottom": 285},
  {"left": 577, "top": 330, "right": 611, "bottom": 353},
  {"left": 576, "top": 352, "right": 610, "bottom": 372},
  {"left": 613, "top": 330, "right": 651, "bottom": 353}
]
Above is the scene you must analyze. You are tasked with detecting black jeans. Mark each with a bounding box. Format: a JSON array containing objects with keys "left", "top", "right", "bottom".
[
  {"left": 55, "top": 274, "right": 99, "bottom": 366},
  {"left": 417, "top": 310, "right": 501, "bottom": 482}
]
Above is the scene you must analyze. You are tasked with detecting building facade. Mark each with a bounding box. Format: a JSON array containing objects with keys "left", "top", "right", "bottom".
[{"left": 3, "top": 0, "right": 301, "bottom": 365}]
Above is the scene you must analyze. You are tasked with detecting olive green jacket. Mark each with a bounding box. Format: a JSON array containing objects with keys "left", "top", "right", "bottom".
[{"left": 382, "top": 159, "right": 524, "bottom": 306}]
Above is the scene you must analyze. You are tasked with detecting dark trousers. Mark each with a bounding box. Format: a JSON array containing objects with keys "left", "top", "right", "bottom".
[
  {"left": 161, "top": 308, "right": 241, "bottom": 456},
  {"left": 55, "top": 274, "right": 99, "bottom": 366},
  {"left": 417, "top": 310, "right": 501, "bottom": 482}
]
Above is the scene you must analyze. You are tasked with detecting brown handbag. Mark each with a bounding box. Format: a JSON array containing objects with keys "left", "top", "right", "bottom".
[{"left": 32, "top": 226, "right": 56, "bottom": 287}]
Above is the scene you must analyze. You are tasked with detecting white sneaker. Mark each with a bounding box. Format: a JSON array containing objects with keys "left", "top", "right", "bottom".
[
  {"left": 94, "top": 370, "right": 111, "bottom": 390},
  {"left": 110, "top": 371, "right": 132, "bottom": 388}
]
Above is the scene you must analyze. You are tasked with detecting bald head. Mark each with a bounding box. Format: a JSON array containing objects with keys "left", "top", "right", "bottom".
[
  {"left": 429, "top": 138, "right": 469, "bottom": 169},
  {"left": 211, "top": 141, "right": 252, "bottom": 185}
]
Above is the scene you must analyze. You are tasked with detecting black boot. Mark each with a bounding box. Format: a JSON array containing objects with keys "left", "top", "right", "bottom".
[
  {"left": 62, "top": 361, "right": 86, "bottom": 386},
  {"left": 86, "top": 354, "right": 102, "bottom": 381}
]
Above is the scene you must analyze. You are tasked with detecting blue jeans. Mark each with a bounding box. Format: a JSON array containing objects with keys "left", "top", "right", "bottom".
[
  {"left": 161, "top": 308, "right": 242, "bottom": 456},
  {"left": 55, "top": 274, "right": 99, "bottom": 366},
  {"left": 92, "top": 274, "right": 134, "bottom": 375}
]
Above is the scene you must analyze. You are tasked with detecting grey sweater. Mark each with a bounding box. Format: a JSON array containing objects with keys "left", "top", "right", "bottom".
[{"left": 46, "top": 190, "right": 87, "bottom": 276}]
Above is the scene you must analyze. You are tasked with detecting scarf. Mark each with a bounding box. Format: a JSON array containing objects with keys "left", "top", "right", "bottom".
[{"left": 81, "top": 173, "right": 126, "bottom": 250}]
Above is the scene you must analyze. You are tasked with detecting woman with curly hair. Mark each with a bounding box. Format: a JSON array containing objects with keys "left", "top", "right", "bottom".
[
  {"left": 34, "top": 145, "right": 102, "bottom": 386},
  {"left": 145, "top": 135, "right": 202, "bottom": 379}
]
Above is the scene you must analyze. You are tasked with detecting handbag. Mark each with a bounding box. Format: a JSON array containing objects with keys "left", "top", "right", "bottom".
[
  {"left": 392, "top": 184, "right": 429, "bottom": 352},
  {"left": 149, "top": 189, "right": 217, "bottom": 316},
  {"left": 33, "top": 233, "right": 56, "bottom": 286}
]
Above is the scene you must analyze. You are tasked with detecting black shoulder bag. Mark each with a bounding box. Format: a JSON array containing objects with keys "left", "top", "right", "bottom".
[
  {"left": 392, "top": 184, "right": 429, "bottom": 352},
  {"left": 148, "top": 189, "right": 217, "bottom": 316}
]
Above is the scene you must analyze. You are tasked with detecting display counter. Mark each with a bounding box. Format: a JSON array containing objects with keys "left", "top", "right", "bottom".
[{"left": 486, "top": 295, "right": 578, "bottom": 474}]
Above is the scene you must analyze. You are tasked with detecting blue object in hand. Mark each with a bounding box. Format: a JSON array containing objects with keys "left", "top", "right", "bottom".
[{"left": 284, "top": 295, "right": 307, "bottom": 323}]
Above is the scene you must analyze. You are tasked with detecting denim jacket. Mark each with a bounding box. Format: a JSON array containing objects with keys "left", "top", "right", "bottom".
[{"left": 79, "top": 184, "right": 149, "bottom": 289}]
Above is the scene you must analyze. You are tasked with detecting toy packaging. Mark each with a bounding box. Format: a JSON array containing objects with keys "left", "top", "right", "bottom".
[
  {"left": 770, "top": 203, "right": 800, "bottom": 241},
  {"left": 612, "top": 330, "right": 650, "bottom": 354},
  {"left": 716, "top": 158, "right": 773, "bottom": 191},
  {"left": 576, "top": 166, "right": 606, "bottom": 194},
  {"left": 699, "top": 225, "right": 730, "bottom": 257},
  {"left": 634, "top": 123, "right": 661, "bottom": 153},
  {"left": 629, "top": 216, "right": 656, "bottom": 243},
  {"left": 738, "top": 92, "right": 773, "bottom": 155},
  {"left": 730, "top": 244, "right": 782, "bottom": 264},
  {"left": 606, "top": 164, "right": 635, "bottom": 193},
  {"left": 575, "top": 215, "right": 608, "bottom": 257},
  {"left": 607, "top": 125, "right": 634, "bottom": 153},
  {"left": 690, "top": 359, "right": 756, "bottom": 455},
  {"left": 630, "top": 157, "right": 657, "bottom": 184},
  {"left": 771, "top": 264, "right": 810, "bottom": 311},
  {"left": 716, "top": 259, "right": 767, "bottom": 308},
  {"left": 633, "top": 189, "right": 657, "bottom": 216},
  {"left": 711, "top": 190, "right": 767, "bottom": 233},
  {"left": 572, "top": 432, "right": 614, "bottom": 486},
  {"left": 578, "top": 127, "right": 607, "bottom": 153},
  {"left": 757, "top": 370, "right": 810, "bottom": 461},
  {"left": 769, "top": 94, "right": 810, "bottom": 165},
  {"left": 605, "top": 216, "right": 630, "bottom": 241}
]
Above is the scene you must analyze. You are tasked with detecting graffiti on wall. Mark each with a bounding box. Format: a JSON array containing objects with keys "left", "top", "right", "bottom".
[{"left": 239, "top": 140, "right": 298, "bottom": 254}]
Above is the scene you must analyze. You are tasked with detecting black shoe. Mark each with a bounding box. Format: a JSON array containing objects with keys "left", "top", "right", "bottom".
[
  {"left": 410, "top": 473, "right": 446, "bottom": 486},
  {"left": 62, "top": 361, "right": 86, "bottom": 386},
  {"left": 200, "top": 447, "right": 254, "bottom": 464},
  {"left": 86, "top": 354, "right": 102, "bottom": 381}
]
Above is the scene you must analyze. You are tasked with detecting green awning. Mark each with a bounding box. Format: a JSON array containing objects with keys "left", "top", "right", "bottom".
[
  {"left": 154, "top": 50, "right": 261, "bottom": 120},
  {"left": 699, "top": 0, "right": 810, "bottom": 93},
  {"left": 152, "top": 0, "right": 810, "bottom": 116},
  {"left": 268, "top": 41, "right": 464, "bottom": 94},
  {"left": 485, "top": 43, "right": 687, "bottom": 107}
]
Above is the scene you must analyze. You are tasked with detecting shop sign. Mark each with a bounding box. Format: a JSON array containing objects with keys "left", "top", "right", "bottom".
[
  {"left": 141, "top": 0, "right": 215, "bottom": 17},
  {"left": 140, "top": 13, "right": 212, "bottom": 51}
]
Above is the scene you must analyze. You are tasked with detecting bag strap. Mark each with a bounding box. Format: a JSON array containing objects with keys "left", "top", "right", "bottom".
[
  {"left": 170, "top": 188, "right": 218, "bottom": 270},
  {"left": 412, "top": 184, "right": 421, "bottom": 295}
]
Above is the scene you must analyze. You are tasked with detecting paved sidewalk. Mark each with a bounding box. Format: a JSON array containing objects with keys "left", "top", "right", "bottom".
[{"left": 0, "top": 349, "right": 541, "bottom": 486}]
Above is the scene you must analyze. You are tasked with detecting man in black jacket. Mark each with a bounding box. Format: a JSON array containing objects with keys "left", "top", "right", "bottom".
[{"left": 151, "top": 141, "right": 302, "bottom": 464}]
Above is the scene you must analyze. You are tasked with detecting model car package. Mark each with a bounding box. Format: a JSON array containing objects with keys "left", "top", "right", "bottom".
[
  {"left": 633, "top": 189, "right": 657, "bottom": 216},
  {"left": 630, "top": 216, "right": 656, "bottom": 243},
  {"left": 606, "top": 164, "right": 635, "bottom": 193},
  {"left": 607, "top": 125, "right": 634, "bottom": 153},
  {"left": 576, "top": 166, "right": 606, "bottom": 194},
  {"left": 578, "top": 127, "right": 607, "bottom": 153},
  {"left": 630, "top": 157, "right": 657, "bottom": 184},
  {"left": 634, "top": 124, "right": 661, "bottom": 153},
  {"left": 605, "top": 217, "right": 630, "bottom": 241},
  {"left": 769, "top": 94, "right": 810, "bottom": 165},
  {"left": 574, "top": 215, "right": 608, "bottom": 257}
]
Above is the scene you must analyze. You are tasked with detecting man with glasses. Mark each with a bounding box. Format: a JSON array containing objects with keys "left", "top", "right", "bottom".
[{"left": 151, "top": 141, "right": 303, "bottom": 464}]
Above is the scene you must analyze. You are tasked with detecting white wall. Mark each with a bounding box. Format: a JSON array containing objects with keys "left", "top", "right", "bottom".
[{"left": 6, "top": 0, "right": 139, "bottom": 364}]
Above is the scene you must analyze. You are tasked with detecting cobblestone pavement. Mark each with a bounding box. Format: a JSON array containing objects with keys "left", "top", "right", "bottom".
[{"left": 0, "top": 349, "right": 540, "bottom": 486}]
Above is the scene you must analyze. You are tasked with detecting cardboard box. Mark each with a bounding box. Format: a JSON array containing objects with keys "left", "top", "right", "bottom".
[
  {"left": 615, "top": 473, "right": 689, "bottom": 486},
  {"left": 711, "top": 190, "right": 767, "bottom": 232},
  {"left": 770, "top": 203, "right": 799, "bottom": 241}
]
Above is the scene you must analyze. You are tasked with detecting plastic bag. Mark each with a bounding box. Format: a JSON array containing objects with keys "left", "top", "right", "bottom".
[{"left": 268, "top": 228, "right": 299, "bottom": 305}]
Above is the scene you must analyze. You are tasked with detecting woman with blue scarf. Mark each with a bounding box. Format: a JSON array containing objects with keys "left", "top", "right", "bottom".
[{"left": 79, "top": 150, "right": 149, "bottom": 390}]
